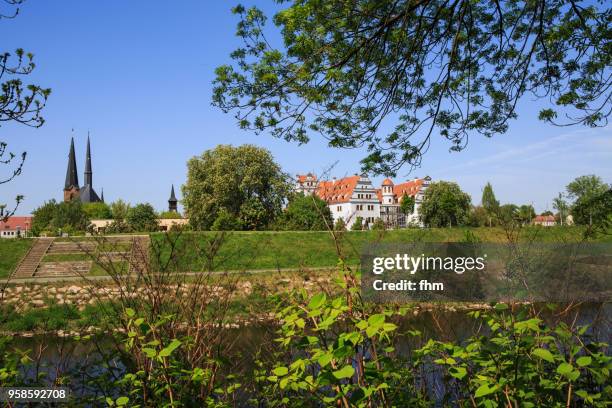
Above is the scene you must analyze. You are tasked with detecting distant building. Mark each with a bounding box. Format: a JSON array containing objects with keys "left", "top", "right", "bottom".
[
  {"left": 63, "top": 135, "right": 103, "bottom": 203},
  {"left": 533, "top": 214, "right": 556, "bottom": 227},
  {"left": 168, "top": 185, "right": 178, "bottom": 212},
  {"left": 0, "top": 216, "right": 32, "bottom": 238},
  {"left": 295, "top": 173, "right": 431, "bottom": 229},
  {"left": 294, "top": 173, "right": 318, "bottom": 195}
]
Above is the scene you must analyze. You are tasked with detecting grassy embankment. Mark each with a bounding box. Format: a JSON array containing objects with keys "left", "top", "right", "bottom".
[
  {"left": 151, "top": 226, "right": 597, "bottom": 272},
  {"left": 0, "top": 227, "right": 602, "bottom": 277},
  {"left": 0, "top": 239, "right": 33, "bottom": 278}
]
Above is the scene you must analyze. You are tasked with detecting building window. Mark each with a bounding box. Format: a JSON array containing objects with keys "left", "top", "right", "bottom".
[{"left": 337, "top": 206, "right": 341, "bottom": 212}]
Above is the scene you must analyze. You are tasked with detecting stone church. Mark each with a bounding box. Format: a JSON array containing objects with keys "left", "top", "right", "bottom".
[{"left": 63, "top": 136, "right": 104, "bottom": 203}]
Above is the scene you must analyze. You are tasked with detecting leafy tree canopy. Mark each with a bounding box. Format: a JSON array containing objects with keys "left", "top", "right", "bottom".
[
  {"left": 126, "top": 203, "right": 159, "bottom": 232},
  {"left": 159, "top": 211, "right": 182, "bottom": 219},
  {"left": 351, "top": 216, "right": 364, "bottom": 231},
  {"left": 278, "top": 193, "right": 333, "bottom": 230},
  {"left": 82, "top": 202, "right": 112, "bottom": 220},
  {"left": 399, "top": 193, "right": 415, "bottom": 214},
  {"left": 214, "top": 1, "right": 611, "bottom": 175},
  {"left": 419, "top": 181, "right": 471, "bottom": 227},
  {"left": 31, "top": 199, "right": 89, "bottom": 236},
  {"left": 182, "top": 144, "right": 291, "bottom": 230}
]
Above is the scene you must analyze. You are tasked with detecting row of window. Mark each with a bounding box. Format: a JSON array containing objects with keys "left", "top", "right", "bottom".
[
  {"left": 1, "top": 230, "right": 20, "bottom": 236},
  {"left": 355, "top": 204, "right": 376, "bottom": 211}
]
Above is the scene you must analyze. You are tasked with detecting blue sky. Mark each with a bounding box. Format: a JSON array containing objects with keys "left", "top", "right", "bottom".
[{"left": 1, "top": 1, "right": 610, "bottom": 215}]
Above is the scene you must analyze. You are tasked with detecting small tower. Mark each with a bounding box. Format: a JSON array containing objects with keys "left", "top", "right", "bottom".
[
  {"left": 64, "top": 137, "right": 80, "bottom": 202},
  {"left": 168, "top": 184, "right": 178, "bottom": 212},
  {"left": 79, "top": 135, "right": 101, "bottom": 203},
  {"left": 381, "top": 178, "right": 395, "bottom": 204},
  {"left": 100, "top": 188, "right": 105, "bottom": 203}
]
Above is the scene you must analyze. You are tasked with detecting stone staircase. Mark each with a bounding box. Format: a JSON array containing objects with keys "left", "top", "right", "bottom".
[
  {"left": 36, "top": 261, "right": 92, "bottom": 277},
  {"left": 12, "top": 238, "right": 54, "bottom": 278},
  {"left": 128, "top": 236, "right": 150, "bottom": 274}
]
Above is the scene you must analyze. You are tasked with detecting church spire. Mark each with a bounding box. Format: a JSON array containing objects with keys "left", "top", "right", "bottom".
[
  {"left": 100, "top": 188, "right": 105, "bottom": 203},
  {"left": 168, "top": 184, "right": 178, "bottom": 212},
  {"left": 84, "top": 133, "right": 92, "bottom": 186},
  {"left": 64, "top": 137, "right": 79, "bottom": 189}
]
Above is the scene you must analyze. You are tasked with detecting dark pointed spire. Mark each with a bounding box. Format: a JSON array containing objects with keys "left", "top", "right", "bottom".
[
  {"left": 64, "top": 137, "right": 79, "bottom": 189},
  {"left": 84, "top": 133, "right": 92, "bottom": 186},
  {"left": 100, "top": 188, "right": 105, "bottom": 203},
  {"left": 168, "top": 184, "right": 178, "bottom": 212}
]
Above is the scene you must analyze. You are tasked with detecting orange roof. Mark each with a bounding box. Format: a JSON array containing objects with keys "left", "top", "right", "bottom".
[
  {"left": 315, "top": 176, "right": 360, "bottom": 204},
  {"left": 534, "top": 215, "right": 555, "bottom": 222},
  {"left": 297, "top": 173, "right": 316, "bottom": 183},
  {"left": 382, "top": 178, "right": 393, "bottom": 186},
  {"left": 0, "top": 216, "right": 32, "bottom": 230},
  {"left": 394, "top": 179, "right": 425, "bottom": 200}
]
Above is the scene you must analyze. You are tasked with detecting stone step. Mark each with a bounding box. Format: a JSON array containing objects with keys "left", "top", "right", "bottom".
[
  {"left": 12, "top": 238, "right": 54, "bottom": 278},
  {"left": 35, "top": 261, "right": 92, "bottom": 277}
]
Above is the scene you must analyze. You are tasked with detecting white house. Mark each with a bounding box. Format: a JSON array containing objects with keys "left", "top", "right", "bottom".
[
  {"left": 295, "top": 174, "right": 431, "bottom": 229},
  {"left": 0, "top": 216, "right": 32, "bottom": 238}
]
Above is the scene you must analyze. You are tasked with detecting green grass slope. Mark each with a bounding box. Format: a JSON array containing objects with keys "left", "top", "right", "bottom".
[{"left": 0, "top": 239, "right": 33, "bottom": 278}]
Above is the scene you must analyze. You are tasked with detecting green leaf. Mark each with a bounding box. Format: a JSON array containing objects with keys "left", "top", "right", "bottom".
[
  {"left": 332, "top": 365, "right": 355, "bottom": 379},
  {"left": 494, "top": 303, "right": 508, "bottom": 311},
  {"left": 576, "top": 356, "right": 592, "bottom": 367},
  {"left": 367, "top": 314, "right": 385, "bottom": 328},
  {"left": 116, "top": 396, "right": 129, "bottom": 406},
  {"left": 125, "top": 308, "right": 135, "bottom": 317},
  {"left": 308, "top": 293, "right": 327, "bottom": 310},
  {"left": 273, "top": 366, "right": 289, "bottom": 376},
  {"left": 532, "top": 348, "right": 555, "bottom": 363},
  {"left": 474, "top": 383, "right": 497, "bottom": 398},
  {"left": 449, "top": 366, "right": 467, "bottom": 379},
  {"left": 142, "top": 348, "right": 157, "bottom": 358},
  {"left": 159, "top": 339, "right": 181, "bottom": 357}
]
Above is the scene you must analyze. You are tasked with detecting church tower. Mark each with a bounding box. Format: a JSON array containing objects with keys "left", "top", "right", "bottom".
[
  {"left": 63, "top": 137, "right": 80, "bottom": 202},
  {"left": 79, "top": 135, "right": 101, "bottom": 203},
  {"left": 168, "top": 184, "right": 178, "bottom": 212}
]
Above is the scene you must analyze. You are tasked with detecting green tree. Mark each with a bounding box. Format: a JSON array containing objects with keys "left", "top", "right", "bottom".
[
  {"left": 110, "top": 199, "right": 130, "bottom": 221},
  {"left": 334, "top": 217, "right": 346, "bottom": 231},
  {"left": 371, "top": 217, "right": 385, "bottom": 230},
  {"left": 211, "top": 208, "right": 242, "bottom": 231},
  {"left": 159, "top": 211, "right": 182, "bottom": 219},
  {"left": 481, "top": 182, "right": 499, "bottom": 227},
  {"left": 399, "top": 193, "right": 415, "bottom": 215},
  {"left": 31, "top": 200, "right": 89, "bottom": 235},
  {"left": 419, "top": 181, "right": 471, "bottom": 227},
  {"left": 552, "top": 193, "right": 569, "bottom": 226},
  {"left": 351, "top": 216, "right": 363, "bottom": 231},
  {"left": 214, "top": 1, "right": 610, "bottom": 175},
  {"left": 126, "top": 203, "right": 158, "bottom": 232},
  {"left": 467, "top": 206, "right": 489, "bottom": 227},
  {"left": 1, "top": 1, "right": 51, "bottom": 219},
  {"left": 572, "top": 188, "right": 612, "bottom": 234},
  {"left": 182, "top": 145, "right": 291, "bottom": 230},
  {"left": 279, "top": 193, "right": 333, "bottom": 231},
  {"left": 498, "top": 204, "right": 519, "bottom": 225},
  {"left": 518, "top": 204, "right": 536, "bottom": 225},
  {"left": 566, "top": 175, "right": 610, "bottom": 226},
  {"left": 82, "top": 202, "right": 112, "bottom": 220}
]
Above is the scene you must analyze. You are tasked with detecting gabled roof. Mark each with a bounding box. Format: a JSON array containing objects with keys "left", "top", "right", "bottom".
[
  {"left": 316, "top": 176, "right": 360, "bottom": 204},
  {"left": 394, "top": 179, "right": 425, "bottom": 199},
  {"left": 0, "top": 216, "right": 32, "bottom": 230}
]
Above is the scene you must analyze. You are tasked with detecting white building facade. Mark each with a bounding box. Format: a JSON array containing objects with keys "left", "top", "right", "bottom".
[{"left": 295, "top": 174, "right": 431, "bottom": 229}]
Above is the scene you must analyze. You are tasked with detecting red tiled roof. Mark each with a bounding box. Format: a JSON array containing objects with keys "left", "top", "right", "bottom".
[
  {"left": 394, "top": 179, "right": 425, "bottom": 200},
  {"left": 382, "top": 178, "right": 393, "bottom": 186},
  {"left": 533, "top": 215, "right": 555, "bottom": 223},
  {"left": 316, "top": 176, "right": 360, "bottom": 204},
  {"left": 297, "top": 173, "right": 317, "bottom": 183},
  {"left": 0, "top": 216, "right": 32, "bottom": 230}
]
